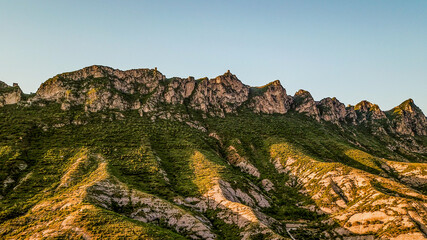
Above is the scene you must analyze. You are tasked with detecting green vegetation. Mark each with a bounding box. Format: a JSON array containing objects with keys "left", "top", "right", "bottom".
[{"left": 0, "top": 96, "right": 426, "bottom": 239}]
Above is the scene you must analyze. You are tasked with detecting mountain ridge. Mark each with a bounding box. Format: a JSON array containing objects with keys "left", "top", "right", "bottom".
[
  {"left": 2, "top": 65, "right": 424, "bottom": 136},
  {"left": 1, "top": 65, "right": 427, "bottom": 239}
]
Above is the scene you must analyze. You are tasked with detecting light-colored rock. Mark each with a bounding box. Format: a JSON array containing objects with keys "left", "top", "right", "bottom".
[
  {"left": 293, "top": 90, "right": 320, "bottom": 121},
  {"left": 261, "top": 179, "right": 275, "bottom": 192},
  {"left": 0, "top": 81, "right": 22, "bottom": 107},
  {"left": 388, "top": 99, "right": 427, "bottom": 136},
  {"left": 226, "top": 146, "right": 260, "bottom": 178},
  {"left": 270, "top": 143, "right": 427, "bottom": 239},
  {"left": 190, "top": 71, "right": 249, "bottom": 117},
  {"left": 201, "top": 179, "right": 284, "bottom": 239},
  {"left": 354, "top": 100, "right": 387, "bottom": 122},
  {"left": 87, "top": 179, "right": 216, "bottom": 240},
  {"left": 317, "top": 97, "right": 346, "bottom": 123},
  {"left": 250, "top": 80, "right": 293, "bottom": 114}
]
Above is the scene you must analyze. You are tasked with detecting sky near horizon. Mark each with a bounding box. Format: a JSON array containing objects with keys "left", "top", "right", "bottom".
[{"left": 0, "top": 0, "right": 426, "bottom": 112}]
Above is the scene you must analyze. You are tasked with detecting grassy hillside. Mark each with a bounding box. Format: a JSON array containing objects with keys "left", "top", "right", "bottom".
[{"left": 1, "top": 103, "right": 426, "bottom": 239}]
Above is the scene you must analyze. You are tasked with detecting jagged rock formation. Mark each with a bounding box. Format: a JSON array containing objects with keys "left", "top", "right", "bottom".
[
  {"left": 293, "top": 90, "right": 321, "bottom": 121},
  {"left": 317, "top": 97, "right": 347, "bottom": 123},
  {"left": 36, "top": 65, "right": 165, "bottom": 111},
  {"left": 249, "top": 80, "right": 293, "bottom": 114},
  {"left": 190, "top": 71, "right": 250, "bottom": 117},
  {"left": 345, "top": 105, "right": 358, "bottom": 124},
  {"left": 87, "top": 178, "right": 217, "bottom": 240},
  {"left": 387, "top": 99, "right": 427, "bottom": 136},
  {"left": 270, "top": 143, "right": 427, "bottom": 240},
  {"left": 354, "top": 100, "right": 387, "bottom": 122},
  {"left": 0, "top": 81, "right": 22, "bottom": 107},
  {"left": 226, "top": 146, "right": 261, "bottom": 178},
  {"left": 13, "top": 65, "right": 422, "bottom": 136},
  {"left": 1, "top": 66, "right": 426, "bottom": 239},
  {"left": 163, "top": 77, "right": 196, "bottom": 104}
]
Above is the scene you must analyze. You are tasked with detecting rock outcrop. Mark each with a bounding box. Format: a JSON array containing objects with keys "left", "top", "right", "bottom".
[
  {"left": 249, "top": 80, "right": 293, "bottom": 114},
  {"left": 317, "top": 97, "right": 347, "bottom": 123},
  {"left": 87, "top": 178, "right": 217, "bottom": 240},
  {"left": 35, "top": 65, "right": 164, "bottom": 111},
  {"left": 34, "top": 66, "right": 250, "bottom": 117},
  {"left": 293, "top": 89, "right": 320, "bottom": 121},
  {"left": 189, "top": 71, "right": 249, "bottom": 117},
  {"left": 345, "top": 105, "right": 358, "bottom": 124},
  {"left": 387, "top": 99, "right": 427, "bottom": 136},
  {"left": 0, "top": 81, "right": 22, "bottom": 107},
  {"left": 1, "top": 65, "right": 423, "bottom": 136},
  {"left": 354, "top": 100, "right": 387, "bottom": 122},
  {"left": 270, "top": 143, "right": 427, "bottom": 239},
  {"left": 226, "top": 146, "right": 261, "bottom": 178},
  {"left": 164, "top": 77, "right": 196, "bottom": 104},
  {"left": 176, "top": 178, "right": 282, "bottom": 240}
]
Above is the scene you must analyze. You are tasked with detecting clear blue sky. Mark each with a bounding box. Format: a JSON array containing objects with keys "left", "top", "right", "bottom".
[{"left": 1, "top": 0, "right": 426, "bottom": 112}]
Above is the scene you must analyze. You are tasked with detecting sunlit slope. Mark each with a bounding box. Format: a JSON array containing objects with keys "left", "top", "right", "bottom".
[{"left": 1, "top": 104, "right": 426, "bottom": 239}]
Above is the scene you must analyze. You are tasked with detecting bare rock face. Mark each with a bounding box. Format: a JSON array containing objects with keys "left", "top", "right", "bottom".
[
  {"left": 293, "top": 89, "right": 320, "bottom": 121},
  {"left": 0, "top": 81, "right": 22, "bottom": 107},
  {"left": 249, "top": 80, "right": 293, "bottom": 114},
  {"left": 29, "top": 65, "right": 427, "bottom": 136},
  {"left": 345, "top": 105, "right": 358, "bottom": 124},
  {"left": 35, "top": 67, "right": 252, "bottom": 117},
  {"left": 261, "top": 179, "right": 275, "bottom": 192},
  {"left": 270, "top": 143, "right": 427, "bottom": 239},
  {"left": 36, "top": 65, "right": 165, "bottom": 111},
  {"left": 178, "top": 179, "right": 282, "bottom": 239},
  {"left": 387, "top": 99, "right": 427, "bottom": 136},
  {"left": 354, "top": 100, "right": 387, "bottom": 122},
  {"left": 164, "top": 77, "right": 196, "bottom": 104},
  {"left": 189, "top": 71, "right": 249, "bottom": 117},
  {"left": 226, "top": 146, "right": 261, "bottom": 178},
  {"left": 317, "top": 97, "right": 347, "bottom": 123},
  {"left": 87, "top": 179, "right": 216, "bottom": 240}
]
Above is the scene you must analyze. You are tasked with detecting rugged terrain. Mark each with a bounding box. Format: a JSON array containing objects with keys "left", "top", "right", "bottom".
[{"left": 0, "top": 65, "right": 426, "bottom": 239}]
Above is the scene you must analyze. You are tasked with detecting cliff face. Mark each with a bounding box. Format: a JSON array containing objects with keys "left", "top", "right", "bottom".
[
  {"left": 317, "top": 97, "right": 347, "bottom": 123},
  {"left": 3, "top": 65, "right": 426, "bottom": 136},
  {"left": 293, "top": 90, "right": 320, "bottom": 121},
  {"left": 35, "top": 65, "right": 165, "bottom": 111},
  {"left": 249, "top": 80, "right": 293, "bottom": 114},
  {"left": 387, "top": 99, "right": 427, "bottom": 136},
  {"left": 0, "top": 81, "right": 22, "bottom": 107},
  {"left": 189, "top": 71, "right": 250, "bottom": 117},
  {"left": 354, "top": 100, "right": 387, "bottom": 122}
]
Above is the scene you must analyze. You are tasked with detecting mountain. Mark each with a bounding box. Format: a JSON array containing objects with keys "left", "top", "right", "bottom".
[
  {"left": 1, "top": 65, "right": 426, "bottom": 240},
  {"left": 0, "top": 81, "right": 22, "bottom": 107}
]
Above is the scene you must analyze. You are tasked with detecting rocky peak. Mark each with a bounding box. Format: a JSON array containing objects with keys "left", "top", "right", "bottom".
[
  {"left": 270, "top": 80, "right": 281, "bottom": 86},
  {"left": 354, "top": 100, "right": 386, "bottom": 121},
  {"left": 0, "top": 81, "right": 9, "bottom": 88},
  {"left": 249, "top": 80, "right": 293, "bottom": 114},
  {"left": 11, "top": 65, "right": 426, "bottom": 135},
  {"left": 189, "top": 71, "right": 249, "bottom": 116},
  {"left": 294, "top": 89, "right": 311, "bottom": 98},
  {"left": 36, "top": 65, "right": 165, "bottom": 111},
  {"left": 293, "top": 89, "right": 320, "bottom": 120},
  {"left": 354, "top": 100, "right": 375, "bottom": 112},
  {"left": 387, "top": 99, "right": 427, "bottom": 136},
  {"left": 0, "top": 81, "right": 22, "bottom": 107},
  {"left": 59, "top": 65, "right": 115, "bottom": 80},
  {"left": 210, "top": 71, "right": 245, "bottom": 88},
  {"left": 317, "top": 97, "right": 346, "bottom": 123},
  {"left": 394, "top": 99, "right": 418, "bottom": 113}
]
